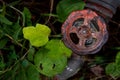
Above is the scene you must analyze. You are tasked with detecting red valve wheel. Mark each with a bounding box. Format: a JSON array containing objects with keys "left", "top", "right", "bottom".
[{"left": 62, "top": 9, "right": 108, "bottom": 55}]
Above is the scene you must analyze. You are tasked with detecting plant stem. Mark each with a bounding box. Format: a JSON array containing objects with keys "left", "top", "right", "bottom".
[
  {"left": 8, "top": 5, "right": 25, "bottom": 26},
  {"left": 45, "top": 0, "right": 54, "bottom": 24}
]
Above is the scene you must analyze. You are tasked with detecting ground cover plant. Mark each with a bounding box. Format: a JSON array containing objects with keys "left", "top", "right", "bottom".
[{"left": 0, "top": 0, "right": 120, "bottom": 80}]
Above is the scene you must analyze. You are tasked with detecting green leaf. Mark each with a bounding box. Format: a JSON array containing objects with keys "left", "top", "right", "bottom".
[
  {"left": 106, "top": 63, "right": 116, "bottom": 75},
  {"left": 23, "top": 7, "right": 32, "bottom": 26},
  {"left": 0, "top": 61, "right": 5, "bottom": 70},
  {"left": 23, "top": 23, "right": 51, "bottom": 47},
  {"left": 1, "top": 63, "right": 20, "bottom": 80},
  {"left": 0, "top": 38, "right": 8, "bottom": 49},
  {"left": 0, "top": 18, "right": 21, "bottom": 40},
  {"left": 9, "top": 51, "right": 18, "bottom": 60},
  {"left": 56, "top": 0, "right": 85, "bottom": 22},
  {"left": 34, "top": 39, "right": 72, "bottom": 77},
  {"left": 0, "top": 14, "right": 12, "bottom": 25},
  {"left": 115, "top": 52, "right": 120, "bottom": 65},
  {"left": 21, "top": 59, "right": 40, "bottom": 80},
  {"left": 22, "top": 59, "right": 29, "bottom": 67},
  {"left": 105, "top": 63, "right": 120, "bottom": 79},
  {"left": 27, "top": 46, "right": 35, "bottom": 61},
  {"left": 15, "top": 65, "right": 27, "bottom": 80},
  {"left": 79, "top": 76, "right": 84, "bottom": 80},
  {"left": 34, "top": 48, "right": 67, "bottom": 77},
  {"left": 0, "top": 30, "right": 4, "bottom": 39},
  {"left": 0, "top": 59, "right": 40, "bottom": 80},
  {"left": 45, "top": 39, "right": 72, "bottom": 58},
  {"left": 113, "top": 47, "right": 120, "bottom": 50},
  {"left": 9, "top": 0, "right": 21, "bottom": 6},
  {"left": 0, "top": 55, "right": 5, "bottom": 70},
  {"left": 0, "top": 2, "right": 6, "bottom": 15},
  {"left": 26, "top": 63, "right": 40, "bottom": 80},
  {"left": 94, "top": 56, "right": 105, "bottom": 64},
  {"left": 12, "top": 19, "right": 22, "bottom": 40}
]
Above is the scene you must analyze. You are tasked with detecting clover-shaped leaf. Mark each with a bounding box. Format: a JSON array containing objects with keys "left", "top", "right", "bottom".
[
  {"left": 23, "top": 23, "right": 51, "bottom": 47},
  {"left": 45, "top": 39, "right": 72, "bottom": 58},
  {"left": 34, "top": 39, "right": 72, "bottom": 77},
  {"left": 34, "top": 48, "right": 67, "bottom": 77}
]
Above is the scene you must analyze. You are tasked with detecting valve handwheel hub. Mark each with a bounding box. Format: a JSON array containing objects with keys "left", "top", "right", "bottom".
[{"left": 62, "top": 9, "right": 108, "bottom": 55}]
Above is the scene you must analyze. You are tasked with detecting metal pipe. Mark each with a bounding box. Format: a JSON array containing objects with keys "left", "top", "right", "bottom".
[
  {"left": 55, "top": 54, "right": 84, "bottom": 80},
  {"left": 85, "top": 0, "right": 120, "bottom": 19}
]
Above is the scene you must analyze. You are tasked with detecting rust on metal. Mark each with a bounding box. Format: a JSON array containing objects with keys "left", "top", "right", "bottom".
[{"left": 62, "top": 9, "right": 108, "bottom": 55}]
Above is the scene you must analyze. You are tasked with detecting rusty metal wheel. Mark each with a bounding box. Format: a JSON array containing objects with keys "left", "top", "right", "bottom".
[{"left": 62, "top": 9, "right": 108, "bottom": 55}]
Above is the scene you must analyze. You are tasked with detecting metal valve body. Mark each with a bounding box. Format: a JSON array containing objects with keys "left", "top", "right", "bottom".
[
  {"left": 57, "top": 0, "right": 120, "bottom": 79},
  {"left": 62, "top": 9, "right": 108, "bottom": 55}
]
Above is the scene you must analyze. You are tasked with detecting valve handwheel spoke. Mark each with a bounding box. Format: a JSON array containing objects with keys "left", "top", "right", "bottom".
[
  {"left": 77, "top": 37, "right": 87, "bottom": 48},
  {"left": 69, "top": 27, "right": 78, "bottom": 33}
]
